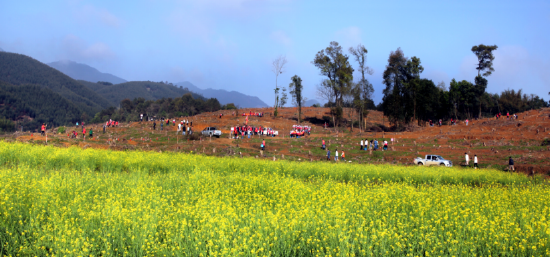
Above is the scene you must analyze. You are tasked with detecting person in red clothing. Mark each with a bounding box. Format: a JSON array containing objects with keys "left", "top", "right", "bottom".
[
  {"left": 83, "top": 127, "right": 86, "bottom": 137},
  {"left": 322, "top": 139, "right": 326, "bottom": 150},
  {"left": 262, "top": 139, "right": 265, "bottom": 150},
  {"left": 40, "top": 123, "right": 46, "bottom": 136}
]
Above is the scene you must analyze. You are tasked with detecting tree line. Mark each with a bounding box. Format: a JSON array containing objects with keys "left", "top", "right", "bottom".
[
  {"left": 90, "top": 93, "right": 225, "bottom": 123},
  {"left": 272, "top": 42, "right": 548, "bottom": 131}
]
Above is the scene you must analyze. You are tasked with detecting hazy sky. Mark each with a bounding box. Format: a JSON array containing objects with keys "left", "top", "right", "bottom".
[{"left": 1, "top": 0, "right": 549, "bottom": 105}]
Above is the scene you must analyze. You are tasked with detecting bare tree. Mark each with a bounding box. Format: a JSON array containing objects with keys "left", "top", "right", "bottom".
[
  {"left": 272, "top": 55, "right": 288, "bottom": 115},
  {"left": 349, "top": 44, "right": 374, "bottom": 132},
  {"left": 316, "top": 79, "right": 337, "bottom": 130},
  {"left": 436, "top": 81, "right": 446, "bottom": 91}
]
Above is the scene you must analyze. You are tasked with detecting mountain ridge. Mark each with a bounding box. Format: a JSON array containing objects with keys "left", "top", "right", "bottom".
[
  {"left": 0, "top": 52, "right": 114, "bottom": 116},
  {"left": 48, "top": 60, "right": 127, "bottom": 85},
  {"left": 176, "top": 81, "right": 269, "bottom": 108}
]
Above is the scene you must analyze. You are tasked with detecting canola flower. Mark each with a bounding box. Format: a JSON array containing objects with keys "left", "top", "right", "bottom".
[{"left": 0, "top": 141, "right": 549, "bottom": 257}]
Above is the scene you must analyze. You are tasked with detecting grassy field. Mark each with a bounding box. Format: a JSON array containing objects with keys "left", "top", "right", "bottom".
[{"left": 0, "top": 141, "right": 549, "bottom": 256}]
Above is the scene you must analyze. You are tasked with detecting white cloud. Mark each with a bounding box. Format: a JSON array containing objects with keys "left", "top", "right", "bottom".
[
  {"left": 335, "top": 26, "right": 362, "bottom": 46},
  {"left": 169, "top": 66, "right": 205, "bottom": 85},
  {"left": 60, "top": 34, "right": 115, "bottom": 62},
  {"left": 73, "top": 4, "right": 123, "bottom": 28},
  {"left": 270, "top": 30, "right": 291, "bottom": 46},
  {"left": 458, "top": 45, "right": 550, "bottom": 97}
]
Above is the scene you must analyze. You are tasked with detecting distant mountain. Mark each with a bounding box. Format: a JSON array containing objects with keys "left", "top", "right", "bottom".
[
  {"left": 304, "top": 99, "right": 322, "bottom": 107},
  {"left": 80, "top": 81, "right": 206, "bottom": 105},
  {"left": 0, "top": 47, "right": 4, "bottom": 52},
  {"left": 0, "top": 52, "right": 114, "bottom": 116},
  {"left": 48, "top": 60, "right": 127, "bottom": 84},
  {"left": 176, "top": 81, "right": 269, "bottom": 108}
]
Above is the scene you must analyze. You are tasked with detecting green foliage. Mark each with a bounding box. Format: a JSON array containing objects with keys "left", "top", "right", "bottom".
[
  {"left": 312, "top": 41, "right": 354, "bottom": 109},
  {"left": 0, "top": 118, "right": 15, "bottom": 133},
  {"left": 221, "top": 103, "right": 237, "bottom": 110},
  {"left": 381, "top": 48, "right": 413, "bottom": 126},
  {"left": 0, "top": 52, "right": 112, "bottom": 115},
  {"left": 0, "top": 81, "right": 81, "bottom": 129},
  {"left": 471, "top": 44, "right": 498, "bottom": 77},
  {"left": 57, "top": 126, "right": 66, "bottom": 134},
  {"left": 92, "top": 93, "right": 222, "bottom": 123},
  {"left": 542, "top": 139, "right": 550, "bottom": 146},
  {"left": 289, "top": 75, "right": 304, "bottom": 123}
]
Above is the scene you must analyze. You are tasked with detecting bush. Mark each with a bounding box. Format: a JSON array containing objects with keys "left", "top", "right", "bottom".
[
  {"left": 57, "top": 127, "right": 66, "bottom": 134},
  {"left": 0, "top": 119, "right": 15, "bottom": 133},
  {"left": 542, "top": 138, "right": 550, "bottom": 146}
]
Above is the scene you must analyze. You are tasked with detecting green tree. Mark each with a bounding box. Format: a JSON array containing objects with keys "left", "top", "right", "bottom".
[
  {"left": 404, "top": 56, "right": 424, "bottom": 124},
  {"left": 289, "top": 75, "right": 304, "bottom": 123},
  {"left": 471, "top": 44, "right": 498, "bottom": 117},
  {"left": 381, "top": 48, "right": 411, "bottom": 127},
  {"left": 279, "top": 87, "right": 288, "bottom": 108},
  {"left": 312, "top": 41, "right": 354, "bottom": 128}
]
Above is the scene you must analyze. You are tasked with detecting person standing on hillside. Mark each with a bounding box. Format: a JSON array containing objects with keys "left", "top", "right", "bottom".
[
  {"left": 335, "top": 149, "right": 339, "bottom": 162},
  {"left": 508, "top": 157, "right": 515, "bottom": 171},
  {"left": 103, "top": 124, "right": 106, "bottom": 133},
  {"left": 182, "top": 124, "right": 186, "bottom": 135},
  {"left": 89, "top": 128, "right": 93, "bottom": 138},
  {"left": 140, "top": 114, "right": 143, "bottom": 122},
  {"left": 341, "top": 150, "right": 346, "bottom": 162},
  {"left": 474, "top": 154, "right": 478, "bottom": 169},
  {"left": 160, "top": 121, "right": 163, "bottom": 131},
  {"left": 262, "top": 139, "right": 265, "bottom": 151},
  {"left": 360, "top": 139, "right": 364, "bottom": 150},
  {"left": 40, "top": 123, "right": 46, "bottom": 136},
  {"left": 153, "top": 121, "right": 156, "bottom": 130},
  {"left": 326, "top": 149, "right": 331, "bottom": 161},
  {"left": 83, "top": 127, "right": 86, "bottom": 138},
  {"left": 465, "top": 152, "right": 469, "bottom": 166},
  {"left": 322, "top": 139, "right": 326, "bottom": 150}
]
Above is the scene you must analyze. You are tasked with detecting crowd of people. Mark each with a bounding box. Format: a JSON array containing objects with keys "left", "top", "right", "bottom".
[
  {"left": 242, "top": 111, "right": 264, "bottom": 117},
  {"left": 428, "top": 111, "right": 520, "bottom": 127},
  {"left": 231, "top": 125, "right": 276, "bottom": 139},
  {"left": 289, "top": 125, "right": 311, "bottom": 138}
]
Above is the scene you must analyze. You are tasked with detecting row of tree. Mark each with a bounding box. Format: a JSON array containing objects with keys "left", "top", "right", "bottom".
[
  {"left": 90, "top": 93, "right": 224, "bottom": 124},
  {"left": 272, "top": 42, "right": 548, "bottom": 131}
]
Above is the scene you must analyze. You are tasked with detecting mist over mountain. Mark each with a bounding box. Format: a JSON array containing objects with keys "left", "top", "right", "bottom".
[
  {"left": 176, "top": 81, "right": 269, "bottom": 108},
  {"left": 80, "top": 80, "right": 205, "bottom": 105},
  {"left": 304, "top": 99, "right": 322, "bottom": 107},
  {"left": 48, "top": 60, "right": 127, "bottom": 85}
]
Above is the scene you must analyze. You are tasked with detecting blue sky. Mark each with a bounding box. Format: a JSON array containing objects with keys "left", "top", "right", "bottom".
[{"left": 1, "top": 0, "right": 549, "bottom": 105}]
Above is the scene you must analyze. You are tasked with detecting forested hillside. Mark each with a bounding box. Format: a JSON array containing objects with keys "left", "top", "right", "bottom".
[
  {"left": 82, "top": 81, "right": 205, "bottom": 106},
  {"left": 91, "top": 93, "right": 222, "bottom": 123},
  {"left": 0, "top": 52, "right": 113, "bottom": 115},
  {"left": 0, "top": 81, "right": 82, "bottom": 131}
]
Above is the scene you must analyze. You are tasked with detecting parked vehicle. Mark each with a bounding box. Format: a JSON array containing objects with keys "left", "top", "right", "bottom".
[
  {"left": 414, "top": 154, "right": 453, "bottom": 167},
  {"left": 201, "top": 127, "right": 222, "bottom": 137}
]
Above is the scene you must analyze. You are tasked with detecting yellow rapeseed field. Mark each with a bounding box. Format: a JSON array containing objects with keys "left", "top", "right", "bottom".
[{"left": 0, "top": 141, "right": 549, "bottom": 257}]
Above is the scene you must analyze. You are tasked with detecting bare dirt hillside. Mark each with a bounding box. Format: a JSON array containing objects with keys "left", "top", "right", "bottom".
[{"left": 11, "top": 107, "right": 550, "bottom": 176}]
